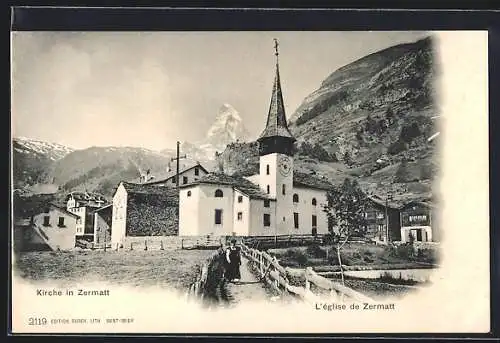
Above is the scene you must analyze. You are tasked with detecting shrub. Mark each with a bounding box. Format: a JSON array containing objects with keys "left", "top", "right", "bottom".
[
  {"left": 306, "top": 244, "right": 326, "bottom": 258},
  {"left": 387, "top": 139, "right": 407, "bottom": 155},
  {"left": 284, "top": 248, "right": 309, "bottom": 266}
]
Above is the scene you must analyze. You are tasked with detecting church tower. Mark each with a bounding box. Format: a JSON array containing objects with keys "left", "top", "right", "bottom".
[{"left": 257, "top": 39, "right": 296, "bottom": 234}]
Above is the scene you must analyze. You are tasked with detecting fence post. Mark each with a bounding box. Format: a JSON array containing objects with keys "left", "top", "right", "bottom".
[
  {"left": 144, "top": 240, "right": 148, "bottom": 251},
  {"left": 116, "top": 243, "right": 119, "bottom": 251},
  {"left": 305, "top": 267, "right": 312, "bottom": 291},
  {"left": 130, "top": 242, "right": 133, "bottom": 251},
  {"left": 181, "top": 239, "right": 184, "bottom": 250},
  {"left": 160, "top": 240, "right": 164, "bottom": 250}
]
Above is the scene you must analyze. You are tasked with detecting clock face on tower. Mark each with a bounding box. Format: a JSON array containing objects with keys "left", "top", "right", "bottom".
[{"left": 278, "top": 156, "right": 292, "bottom": 176}]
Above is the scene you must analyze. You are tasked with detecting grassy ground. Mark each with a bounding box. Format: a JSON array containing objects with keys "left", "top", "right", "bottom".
[
  {"left": 13, "top": 249, "right": 215, "bottom": 292},
  {"left": 270, "top": 242, "right": 438, "bottom": 269}
]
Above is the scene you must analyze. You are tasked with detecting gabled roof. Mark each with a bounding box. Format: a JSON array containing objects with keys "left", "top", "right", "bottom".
[
  {"left": 366, "top": 196, "right": 400, "bottom": 210},
  {"left": 180, "top": 173, "right": 274, "bottom": 200},
  {"left": 400, "top": 200, "right": 436, "bottom": 210},
  {"left": 48, "top": 203, "right": 80, "bottom": 219},
  {"left": 135, "top": 162, "right": 209, "bottom": 185},
  {"left": 67, "top": 191, "right": 106, "bottom": 203},
  {"left": 257, "top": 57, "right": 295, "bottom": 141},
  {"left": 122, "top": 182, "right": 179, "bottom": 197},
  {"left": 93, "top": 204, "right": 112, "bottom": 213},
  {"left": 293, "top": 171, "right": 334, "bottom": 191}
]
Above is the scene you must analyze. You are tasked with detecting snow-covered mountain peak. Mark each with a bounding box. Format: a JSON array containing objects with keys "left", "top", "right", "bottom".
[{"left": 13, "top": 137, "right": 74, "bottom": 161}]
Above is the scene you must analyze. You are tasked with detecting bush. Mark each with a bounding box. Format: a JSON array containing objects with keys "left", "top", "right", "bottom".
[
  {"left": 306, "top": 244, "right": 326, "bottom": 258},
  {"left": 285, "top": 248, "right": 309, "bottom": 265},
  {"left": 387, "top": 139, "right": 407, "bottom": 155},
  {"left": 389, "top": 243, "right": 415, "bottom": 260}
]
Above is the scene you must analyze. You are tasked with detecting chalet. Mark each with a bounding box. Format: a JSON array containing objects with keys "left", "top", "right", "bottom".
[
  {"left": 14, "top": 203, "right": 79, "bottom": 251},
  {"left": 111, "top": 182, "right": 179, "bottom": 247},
  {"left": 66, "top": 192, "right": 107, "bottom": 241},
  {"left": 133, "top": 162, "right": 209, "bottom": 187},
  {"left": 399, "top": 200, "right": 439, "bottom": 243},
  {"left": 178, "top": 45, "right": 333, "bottom": 237},
  {"left": 363, "top": 196, "right": 401, "bottom": 243}
]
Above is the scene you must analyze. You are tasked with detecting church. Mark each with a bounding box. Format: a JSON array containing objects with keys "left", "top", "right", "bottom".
[{"left": 178, "top": 42, "right": 333, "bottom": 237}]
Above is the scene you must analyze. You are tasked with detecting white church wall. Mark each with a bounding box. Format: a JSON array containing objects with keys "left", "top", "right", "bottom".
[
  {"left": 178, "top": 186, "right": 200, "bottom": 236},
  {"left": 111, "top": 183, "right": 127, "bottom": 246},
  {"left": 249, "top": 198, "right": 276, "bottom": 236},
  {"left": 233, "top": 190, "right": 251, "bottom": 236},
  {"left": 197, "top": 184, "right": 235, "bottom": 236},
  {"left": 291, "top": 187, "right": 329, "bottom": 235}
]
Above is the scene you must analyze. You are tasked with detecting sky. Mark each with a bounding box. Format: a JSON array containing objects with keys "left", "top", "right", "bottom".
[{"left": 11, "top": 31, "right": 429, "bottom": 151}]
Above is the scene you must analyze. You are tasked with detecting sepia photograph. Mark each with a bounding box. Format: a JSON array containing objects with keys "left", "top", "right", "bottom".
[{"left": 10, "top": 28, "right": 490, "bottom": 334}]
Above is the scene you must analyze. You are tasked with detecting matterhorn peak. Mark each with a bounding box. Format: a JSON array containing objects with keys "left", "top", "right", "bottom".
[{"left": 206, "top": 103, "right": 249, "bottom": 145}]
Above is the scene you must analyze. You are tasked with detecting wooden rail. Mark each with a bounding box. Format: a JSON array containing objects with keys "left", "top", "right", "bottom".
[{"left": 240, "top": 242, "right": 374, "bottom": 304}]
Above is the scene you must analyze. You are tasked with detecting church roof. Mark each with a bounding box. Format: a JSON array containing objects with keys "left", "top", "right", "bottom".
[
  {"left": 293, "top": 172, "right": 334, "bottom": 191},
  {"left": 257, "top": 50, "right": 295, "bottom": 141},
  {"left": 181, "top": 173, "right": 274, "bottom": 200},
  {"left": 121, "top": 182, "right": 179, "bottom": 203}
]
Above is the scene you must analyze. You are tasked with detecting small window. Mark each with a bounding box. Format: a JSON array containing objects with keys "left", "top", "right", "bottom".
[
  {"left": 194, "top": 167, "right": 199, "bottom": 176},
  {"left": 215, "top": 189, "right": 224, "bottom": 197},
  {"left": 266, "top": 185, "right": 270, "bottom": 194},
  {"left": 312, "top": 198, "right": 317, "bottom": 206},
  {"left": 183, "top": 176, "right": 188, "bottom": 184},
  {"left": 293, "top": 212, "right": 299, "bottom": 229},
  {"left": 312, "top": 215, "right": 317, "bottom": 228},
  {"left": 43, "top": 216, "right": 50, "bottom": 226},
  {"left": 171, "top": 177, "right": 176, "bottom": 184},
  {"left": 266, "top": 164, "right": 270, "bottom": 175},
  {"left": 293, "top": 194, "right": 299, "bottom": 203},
  {"left": 58, "top": 217, "right": 65, "bottom": 227},
  {"left": 76, "top": 218, "right": 82, "bottom": 225},
  {"left": 263, "top": 214, "right": 271, "bottom": 227},
  {"left": 282, "top": 184, "right": 286, "bottom": 195},
  {"left": 238, "top": 195, "right": 243, "bottom": 203},
  {"left": 187, "top": 190, "right": 192, "bottom": 197},
  {"left": 237, "top": 212, "right": 243, "bottom": 221},
  {"left": 215, "top": 209, "right": 223, "bottom": 225},
  {"left": 264, "top": 200, "right": 270, "bottom": 208}
]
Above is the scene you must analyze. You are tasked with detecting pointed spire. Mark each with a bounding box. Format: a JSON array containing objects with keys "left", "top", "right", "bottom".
[{"left": 258, "top": 38, "right": 295, "bottom": 141}]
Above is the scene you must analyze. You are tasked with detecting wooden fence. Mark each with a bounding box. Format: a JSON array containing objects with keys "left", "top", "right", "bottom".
[
  {"left": 240, "top": 242, "right": 374, "bottom": 303},
  {"left": 242, "top": 234, "right": 325, "bottom": 250}
]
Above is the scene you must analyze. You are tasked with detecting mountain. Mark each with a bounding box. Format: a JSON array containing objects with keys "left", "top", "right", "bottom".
[
  {"left": 170, "top": 104, "right": 250, "bottom": 163},
  {"left": 205, "top": 103, "right": 250, "bottom": 150},
  {"left": 217, "top": 36, "right": 439, "bottom": 202},
  {"left": 12, "top": 137, "right": 74, "bottom": 189},
  {"left": 47, "top": 146, "right": 177, "bottom": 197}
]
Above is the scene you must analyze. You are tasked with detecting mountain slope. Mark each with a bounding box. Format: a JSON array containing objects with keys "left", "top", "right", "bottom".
[
  {"left": 48, "top": 147, "right": 176, "bottom": 197},
  {"left": 12, "top": 137, "right": 74, "bottom": 189},
  {"left": 217, "top": 36, "right": 439, "bottom": 201}
]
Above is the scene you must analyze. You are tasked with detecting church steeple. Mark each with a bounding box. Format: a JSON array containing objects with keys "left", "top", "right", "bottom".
[{"left": 258, "top": 39, "right": 296, "bottom": 156}]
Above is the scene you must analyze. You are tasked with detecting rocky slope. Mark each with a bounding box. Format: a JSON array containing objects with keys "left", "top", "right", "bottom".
[{"left": 217, "top": 36, "right": 439, "bottom": 202}]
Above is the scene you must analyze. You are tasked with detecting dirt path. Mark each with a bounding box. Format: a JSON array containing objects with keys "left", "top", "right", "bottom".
[{"left": 220, "top": 256, "right": 272, "bottom": 307}]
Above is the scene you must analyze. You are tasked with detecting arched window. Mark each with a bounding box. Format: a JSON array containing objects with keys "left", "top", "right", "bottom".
[
  {"left": 312, "top": 198, "right": 317, "bottom": 206},
  {"left": 266, "top": 164, "right": 270, "bottom": 175},
  {"left": 187, "top": 191, "right": 192, "bottom": 197},
  {"left": 266, "top": 185, "right": 270, "bottom": 194},
  {"left": 214, "top": 189, "right": 224, "bottom": 197},
  {"left": 293, "top": 194, "right": 299, "bottom": 203},
  {"left": 282, "top": 184, "right": 286, "bottom": 195}
]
